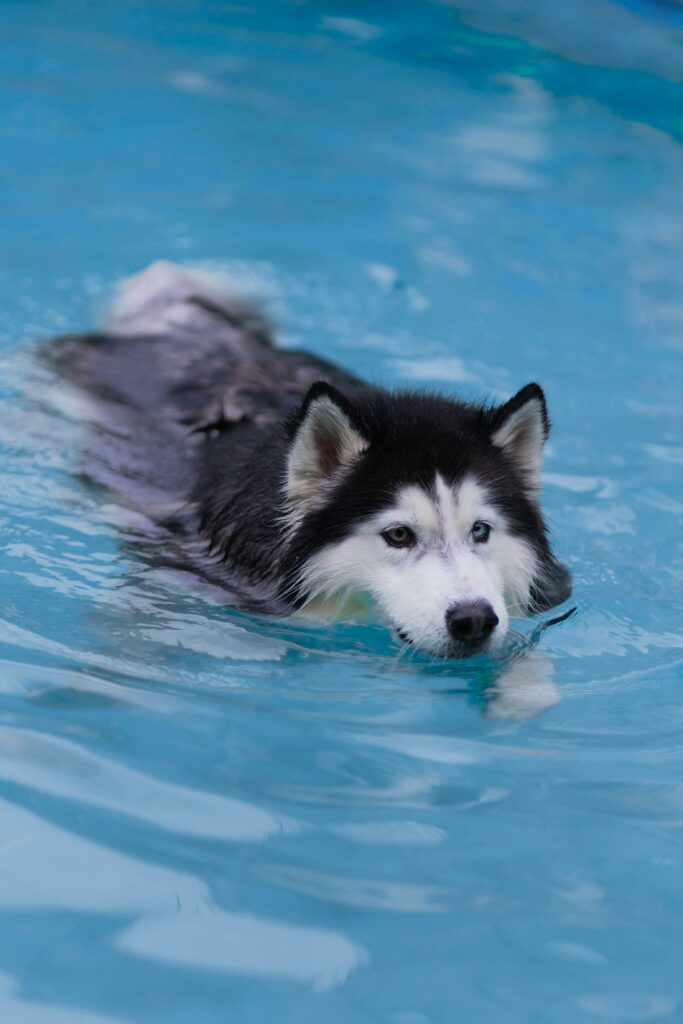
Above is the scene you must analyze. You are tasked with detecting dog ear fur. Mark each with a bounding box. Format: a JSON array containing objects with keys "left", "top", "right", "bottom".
[
  {"left": 286, "top": 383, "right": 369, "bottom": 505},
  {"left": 490, "top": 383, "right": 550, "bottom": 495}
]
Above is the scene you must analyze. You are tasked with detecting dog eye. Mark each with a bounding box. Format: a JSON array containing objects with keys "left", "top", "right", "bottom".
[
  {"left": 470, "top": 521, "right": 491, "bottom": 544},
  {"left": 381, "top": 525, "right": 416, "bottom": 549}
]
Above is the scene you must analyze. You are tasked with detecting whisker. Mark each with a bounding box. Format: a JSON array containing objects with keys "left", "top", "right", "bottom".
[{"left": 393, "top": 641, "right": 412, "bottom": 666}]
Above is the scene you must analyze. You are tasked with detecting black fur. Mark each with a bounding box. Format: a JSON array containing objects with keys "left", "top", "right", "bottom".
[
  {"left": 46, "top": 287, "right": 571, "bottom": 616},
  {"left": 280, "top": 385, "right": 570, "bottom": 611}
]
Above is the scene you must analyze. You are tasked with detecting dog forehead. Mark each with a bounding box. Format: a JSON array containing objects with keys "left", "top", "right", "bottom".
[
  {"left": 390, "top": 474, "right": 491, "bottom": 532},
  {"left": 389, "top": 483, "right": 440, "bottom": 529},
  {"left": 436, "top": 474, "right": 491, "bottom": 531}
]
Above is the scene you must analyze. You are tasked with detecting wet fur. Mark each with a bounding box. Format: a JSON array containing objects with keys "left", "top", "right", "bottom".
[{"left": 46, "top": 263, "right": 571, "bottom": 646}]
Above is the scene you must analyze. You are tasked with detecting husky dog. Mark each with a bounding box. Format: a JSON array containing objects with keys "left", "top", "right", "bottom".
[{"left": 49, "top": 262, "right": 571, "bottom": 658}]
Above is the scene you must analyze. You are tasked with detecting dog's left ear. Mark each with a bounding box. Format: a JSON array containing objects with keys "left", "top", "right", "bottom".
[
  {"left": 489, "top": 383, "right": 550, "bottom": 495},
  {"left": 286, "top": 382, "right": 369, "bottom": 505}
]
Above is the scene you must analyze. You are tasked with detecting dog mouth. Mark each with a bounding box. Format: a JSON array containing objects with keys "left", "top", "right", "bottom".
[
  {"left": 394, "top": 627, "right": 494, "bottom": 660},
  {"left": 448, "top": 638, "right": 491, "bottom": 660}
]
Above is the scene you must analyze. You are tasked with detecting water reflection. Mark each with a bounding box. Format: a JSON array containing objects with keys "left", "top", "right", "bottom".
[{"left": 485, "top": 650, "right": 560, "bottom": 720}]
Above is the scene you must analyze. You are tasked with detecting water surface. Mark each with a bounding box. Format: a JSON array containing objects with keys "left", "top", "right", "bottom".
[{"left": 1, "top": 1, "right": 683, "bottom": 1021}]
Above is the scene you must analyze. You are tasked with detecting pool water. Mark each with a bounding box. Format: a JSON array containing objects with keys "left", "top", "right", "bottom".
[{"left": 1, "top": 1, "right": 683, "bottom": 1021}]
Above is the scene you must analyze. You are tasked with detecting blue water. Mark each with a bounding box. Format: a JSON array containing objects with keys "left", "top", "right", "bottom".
[{"left": 1, "top": 1, "right": 683, "bottom": 1021}]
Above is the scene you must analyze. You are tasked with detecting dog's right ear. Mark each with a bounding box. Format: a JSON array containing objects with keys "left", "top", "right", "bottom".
[{"left": 286, "top": 382, "right": 369, "bottom": 505}]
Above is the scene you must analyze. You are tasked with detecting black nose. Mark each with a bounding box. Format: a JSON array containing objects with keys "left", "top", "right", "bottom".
[{"left": 446, "top": 602, "right": 499, "bottom": 646}]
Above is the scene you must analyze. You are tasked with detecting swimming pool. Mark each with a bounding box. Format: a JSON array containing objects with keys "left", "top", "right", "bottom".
[{"left": 1, "top": 1, "right": 683, "bottom": 1021}]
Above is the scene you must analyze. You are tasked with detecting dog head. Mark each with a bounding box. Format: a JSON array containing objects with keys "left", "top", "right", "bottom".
[{"left": 281, "top": 381, "right": 571, "bottom": 658}]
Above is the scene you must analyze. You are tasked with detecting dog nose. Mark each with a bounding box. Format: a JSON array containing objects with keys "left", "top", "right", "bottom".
[{"left": 446, "top": 601, "right": 499, "bottom": 645}]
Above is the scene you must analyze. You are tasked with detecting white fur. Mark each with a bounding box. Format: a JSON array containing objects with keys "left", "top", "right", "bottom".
[
  {"left": 283, "top": 396, "right": 368, "bottom": 539},
  {"left": 106, "top": 260, "right": 242, "bottom": 336},
  {"left": 297, "top": 473, "right": 537, "bottom": 657}
]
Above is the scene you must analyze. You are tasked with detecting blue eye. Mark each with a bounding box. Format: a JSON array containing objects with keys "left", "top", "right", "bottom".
[{"left": 470, "top": 521, "right": 491, "bottom": 544}]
